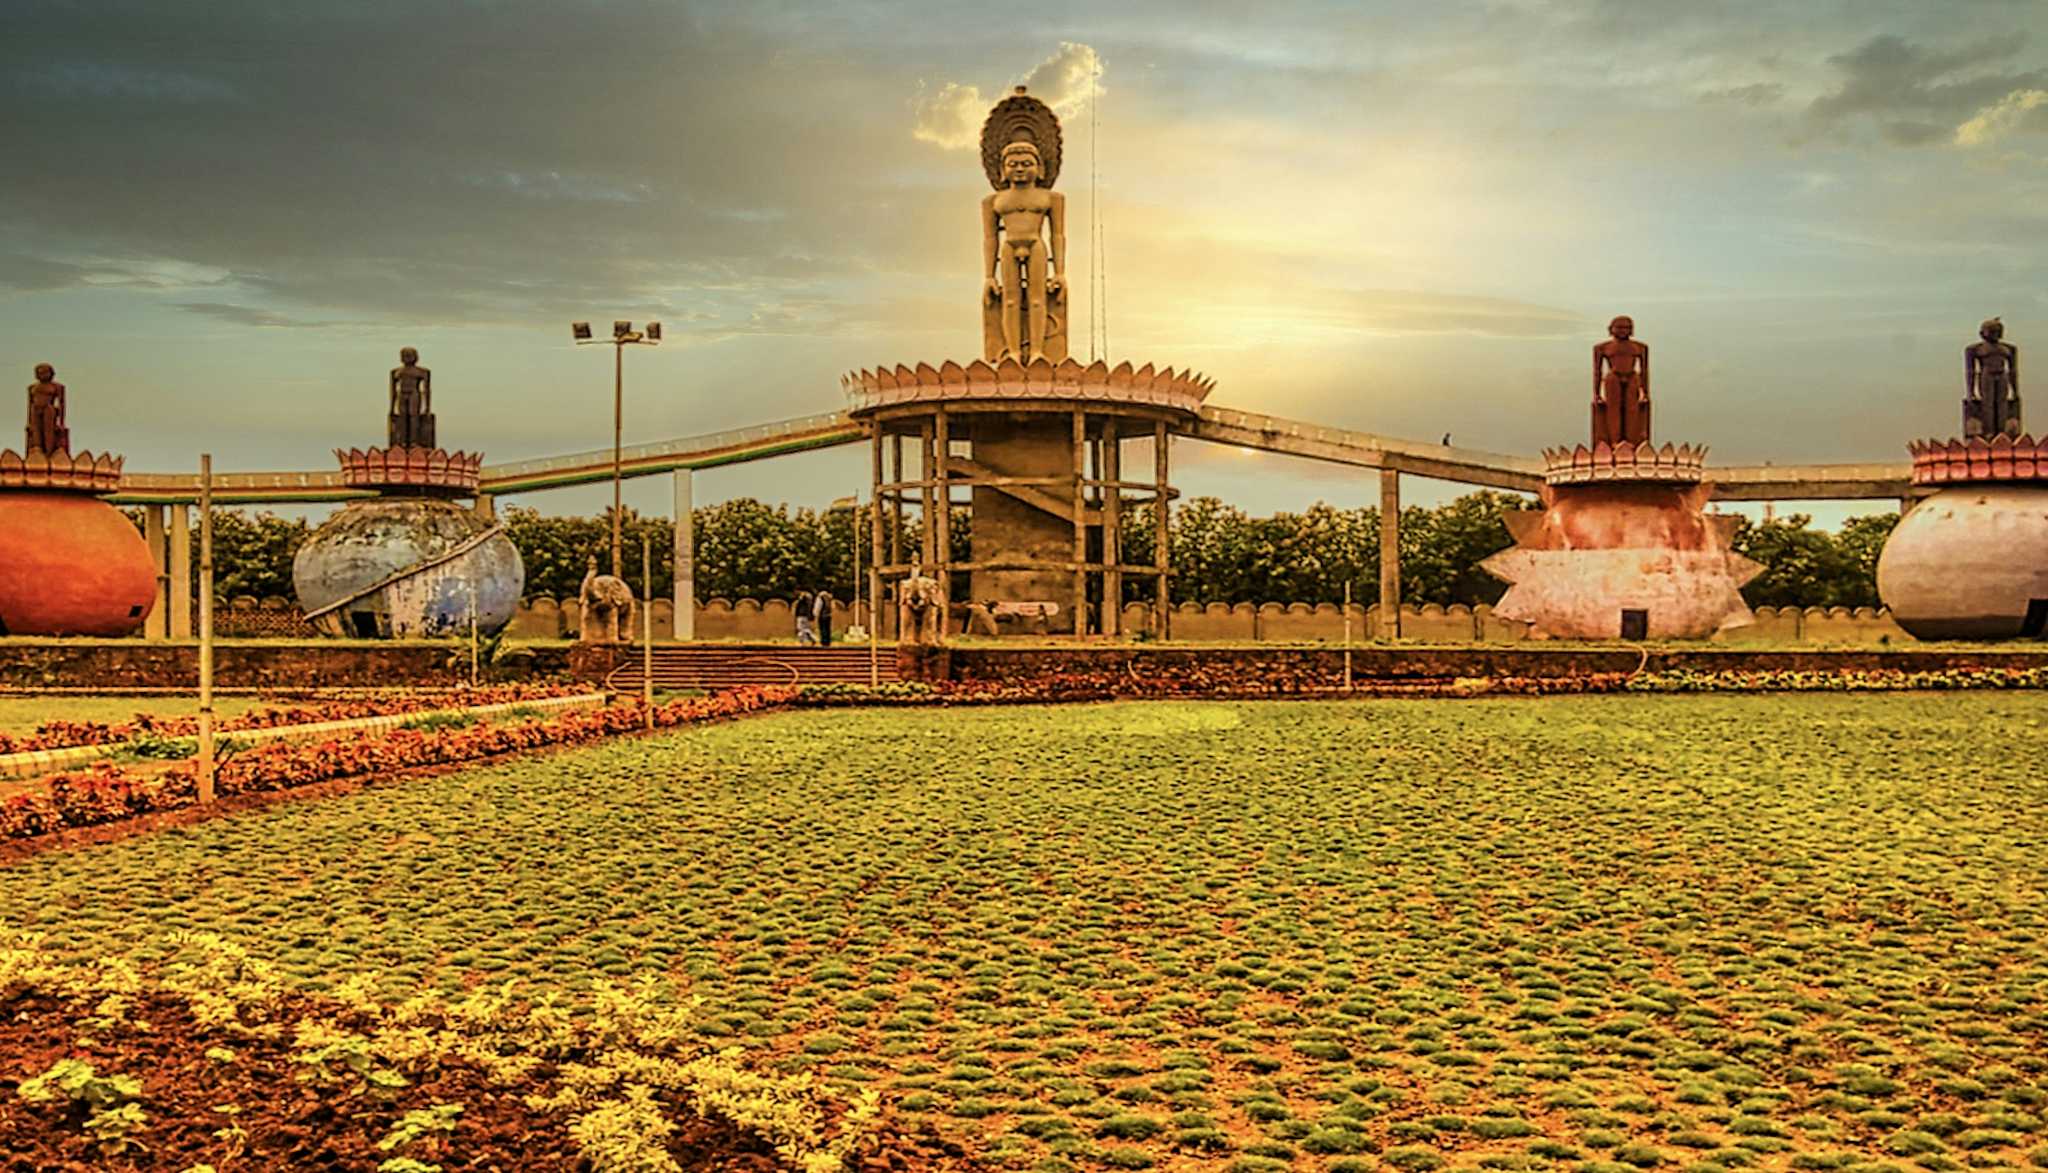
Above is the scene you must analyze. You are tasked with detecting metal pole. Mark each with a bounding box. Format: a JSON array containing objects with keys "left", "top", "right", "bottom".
[
  {"left": 197, "top": 454, "right": 215, "bottom": 805},
  {"left": 642, "top": 533, "right": 654, "bottom": 729},
  {"left": 612, "top": 340, "right": 624, "bottom": 578},
  {"left": 1072, "top": 408, "right": 1087, "bottom": 638},
  {"left": 673, "top": 469, "right": 694, "bottom": 641},
  {"left": 1343, "top": 580, "right": 1353, "bottom": 692},
  {"left": 468, "top": 576, "right": 479, "bottom": 688}
]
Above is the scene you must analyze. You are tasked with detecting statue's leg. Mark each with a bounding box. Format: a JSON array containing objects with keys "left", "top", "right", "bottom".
[
  {"left": 1026, "top": 244, "right": 1049, "bottom": 360},
  {"left": 1002, "top": 254, "right": 1025, "bottom": 360}
]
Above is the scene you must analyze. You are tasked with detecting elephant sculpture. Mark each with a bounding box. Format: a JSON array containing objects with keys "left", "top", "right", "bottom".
[{"left": 577, "top": 555, "right": 636, "bottom": 644}]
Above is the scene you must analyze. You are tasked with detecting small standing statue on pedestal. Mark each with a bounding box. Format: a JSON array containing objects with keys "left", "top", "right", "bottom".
[
  {"left": 1963, "top": 318, "right": 2021, "bottom": 439},
  {"left": 388, "top": 347, "right": 436, "bottom": 449},
  {"left": 1592, "top": 316, "right": 1651, "bottom": 446},
  {"left": 25, "top": 363, "right": 68, "bottom": 456},
  {"left": 980, "top": 88, "right": 1069, "bottom": 364}
]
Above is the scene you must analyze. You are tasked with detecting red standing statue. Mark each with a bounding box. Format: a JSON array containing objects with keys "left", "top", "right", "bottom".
[
  {"left": 1592, "top": 316, "right": 1650, "bottom": 447},
  {"left": 25, "top": 363, "right": 68, "bottom": 456}
]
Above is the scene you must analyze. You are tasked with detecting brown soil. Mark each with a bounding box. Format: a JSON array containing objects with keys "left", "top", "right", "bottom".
[{"left": 0, "top": 988, "right": 979, "bottom": 1171}]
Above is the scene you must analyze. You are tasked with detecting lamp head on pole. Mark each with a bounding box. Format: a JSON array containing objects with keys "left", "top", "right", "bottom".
[
  {"left": 644, "top": 321, "right": 662, "bottom": 342},
  {"left": 571, "top": 321, "right": 593, "bottom": 341},
  {"left": 613, "top": 320, "right": 633, "bottom": 340}
]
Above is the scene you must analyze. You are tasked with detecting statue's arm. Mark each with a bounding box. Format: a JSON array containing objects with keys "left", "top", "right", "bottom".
[
  {"left": 1639, "top": 344, "right": 1650, "bottom": 402},
  {"left": 981, "top": 194, "right": 999, "bottom": 283},
  {"left": 1592, "top": 346, "right": 1604, "bottom": 401},
  {"left": 390, "top": 370, "right": 401, "bottom": 414},
  {"left": 1048, "top": 191, "right": 1066, "bottom": 282},
  {"left": 421, "top": 367, "right": 432, "bottom": 414},
  {"left": 2011, "top": 344, "right": 2020, "bottom": 398},
  {"left": 1965, "top": 347, "right": 1977, "bottom": 398}
]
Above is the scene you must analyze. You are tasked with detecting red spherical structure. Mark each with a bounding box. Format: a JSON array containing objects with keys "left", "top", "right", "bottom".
[{"left": 0, "top": 492, "right": 157, "bottom": 636}]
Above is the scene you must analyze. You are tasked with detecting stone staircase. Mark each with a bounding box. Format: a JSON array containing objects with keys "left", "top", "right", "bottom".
[{"left": 603, "top": 644, "right": 891, "bottom": 692}]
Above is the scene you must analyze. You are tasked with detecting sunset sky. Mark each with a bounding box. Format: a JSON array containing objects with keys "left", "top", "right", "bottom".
[{"left": 4, "top": 0, "right": 2043, "bottom": 526}]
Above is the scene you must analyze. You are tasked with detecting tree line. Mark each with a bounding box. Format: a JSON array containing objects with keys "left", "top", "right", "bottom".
[{"left": 134, "top": 495, "right": 1900, "bottom": 610}]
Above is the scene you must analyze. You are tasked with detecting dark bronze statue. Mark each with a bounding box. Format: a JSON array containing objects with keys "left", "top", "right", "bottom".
[
  {"left": 1964, "top": 318, "right": 2021, "bottom": 438},
  {"left": 388, "top": 347, "right": 436, "bottom": 449},
  {"left": 1592, "top": 315, "right": 1650, "bottom": 446},
  {"left": 24, "top": 363, "right": 67, "bottom": 455}
]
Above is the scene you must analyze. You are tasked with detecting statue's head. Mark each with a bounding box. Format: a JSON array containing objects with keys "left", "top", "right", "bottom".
[
  {"left": 1608, "top": 315, "right": 1634, "bottom": 341},
  {"left": 1001, "top": 140, "right": 1043, "bottom": 186},
  {"left": 400, "top": 346, "right": 419, "bottom": 364},
  {"left": 1981, "top": 318, "right": 2003, "bottom": 342},
  {"left": 32, "top": 363, "right": 54, "bottom": 382}
]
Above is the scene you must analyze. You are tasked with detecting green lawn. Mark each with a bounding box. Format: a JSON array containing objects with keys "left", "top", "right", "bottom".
[
  {"left": 0, "top": 695, "right": 269, "bottom": 735},
  {"left": 2, "top": 696, "right": 2045, "bottom": 1170}
]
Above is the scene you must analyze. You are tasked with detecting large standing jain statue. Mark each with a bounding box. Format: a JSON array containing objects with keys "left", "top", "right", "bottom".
[
  {"left": 981, "top": 87, "right": 1069, "bottom": 364},
  {"left": 1878, "top": 318, "right": 2047, "bottom": 640}
]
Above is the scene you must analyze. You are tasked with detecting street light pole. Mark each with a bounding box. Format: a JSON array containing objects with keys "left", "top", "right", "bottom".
[
  {"left": 573, "top": 319, "right": 662, "bottom": 580},
  {"left": 613, "top": 338, "right": 624, "bottom": 578}
]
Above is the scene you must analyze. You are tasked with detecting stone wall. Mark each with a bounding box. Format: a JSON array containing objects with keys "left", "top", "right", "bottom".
[
  {"left": 145, "top": 595, "right": 1920, "bottom": 645},
  {"left": 948, "top": 644, "right": 2048, "bottom": 687},
  {"left": 0, "top": 642, "right": 575, "bottom": 690}
]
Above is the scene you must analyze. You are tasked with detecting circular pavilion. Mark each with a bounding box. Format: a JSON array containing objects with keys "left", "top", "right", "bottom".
[{"left": 844, "top": 358, "right": 1211, "bottom": 638}]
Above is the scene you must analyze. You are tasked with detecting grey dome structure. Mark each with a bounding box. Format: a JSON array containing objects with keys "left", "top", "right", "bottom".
[
  {"left": 1877, "top": 485, "right": 2048, "bottom": 640},
  {"left": 293, "top": 497, "right": 523, "bottom": 638}
]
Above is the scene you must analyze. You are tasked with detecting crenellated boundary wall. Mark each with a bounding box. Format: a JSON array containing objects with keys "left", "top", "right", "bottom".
[{"left": 192, "top": 595, "right": 1910, "bottom": 645}]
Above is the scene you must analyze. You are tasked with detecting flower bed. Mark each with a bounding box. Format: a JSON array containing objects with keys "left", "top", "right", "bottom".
[
  {"left": 0, "top": 683, "right": 588, "bottom": 755},
  {"left": 1, "top": 687, "right": 793, "bottom": 842}
]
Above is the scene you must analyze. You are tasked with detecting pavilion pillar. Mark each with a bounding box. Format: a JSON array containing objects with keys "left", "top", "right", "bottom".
[
  {"left": 1379, "top": 469, "right": 1401, "bottom": 639},
  {"left": 1072, "top": 409, "right": 1088, "bottom": 636},
  {"left": 472, "top": 492, "right": 496, "bottom": 521},
  {"left": 1154, "top": 421, "right": 1171, "bottom": 640},
  {"left": 1103, "top": 422, "right": 1121, "bottom": 639},
  {"left": 934, "top": 406, "right": 951, "bottom": 638},
  {"left": 672, "top": 469, "right": 694, "bottom": 641},
  {"left": 143, "top": 505, "right": 169, "bottom": 640},
  {"left": 888, "top": 433, "right": 905, "bottom": 573},
  {"left": 168, "top": 504, "right": 193, "bottom": 640},
  {"left": 869, "top": 427, "right": 886, "bottom": 639},
  {"left": 918, "top": 423, "right": 935, "bottom": 567}
]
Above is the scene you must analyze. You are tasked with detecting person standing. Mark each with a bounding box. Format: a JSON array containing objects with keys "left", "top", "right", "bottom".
[
  {"left": 794, "top": 590, "right": 817, "bottom": 646},
  {"left": 814, "top": 589, "right": 834, "bottom": 647}
]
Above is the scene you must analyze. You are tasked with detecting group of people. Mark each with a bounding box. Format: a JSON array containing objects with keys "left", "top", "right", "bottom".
[{"left": 793, "top": 590, "right": 836, "bottom": 646}]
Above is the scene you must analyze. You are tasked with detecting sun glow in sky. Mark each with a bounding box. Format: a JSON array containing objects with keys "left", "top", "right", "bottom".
[{"left": 3, "top": 0, "right": 2043, "bottom": 525}]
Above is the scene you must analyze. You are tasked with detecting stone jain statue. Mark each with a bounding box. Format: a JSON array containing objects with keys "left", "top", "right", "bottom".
[
  {"left": 577, "top": 554, "right": 636, "bottom": 644},
  {"left": 388, "top": 347, "right": 437, "bottom": 450},
  {"left": 24, "top": 363, "right": 68, "bottom": 456},
  {"left": 1592, "top": 316, "right": 1650, "bottom": 446},
  {"left": 1963, "top": 318, "right": 2021, "bottom": 439},
  {"left": 981, "top": 88, "right": 1069, "bottom": 364}
]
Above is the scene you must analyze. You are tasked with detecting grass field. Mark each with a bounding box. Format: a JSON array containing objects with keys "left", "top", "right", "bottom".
[
  {"left": 0, "top": 695, "right": 269, "bottom": 735},
  {"left": 2, "top": 695, "right": 2045, "bottom": 1171}
]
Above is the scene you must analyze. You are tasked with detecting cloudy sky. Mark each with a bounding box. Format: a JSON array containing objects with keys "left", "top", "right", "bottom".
[{"left": 4, "top": 0, "right": 2043, "bottom": 524}]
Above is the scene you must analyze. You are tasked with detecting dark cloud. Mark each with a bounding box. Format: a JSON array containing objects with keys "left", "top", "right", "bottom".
[
  {"left": 1701, "top": 82, "right": 1786, "bottom": 107},
  {"left": 0, "top": 0, "right": 947, "bottom": 329},
  {"left": 1808, "top": 33, "right": 2047, "bottom": 144},
  {"left": 174, "top": 302, "right": 311, "bottom": 328}
]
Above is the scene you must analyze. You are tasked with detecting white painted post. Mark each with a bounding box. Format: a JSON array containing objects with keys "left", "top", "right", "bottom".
[{"left": 672, "top": 469, "right": 694, "bottom": 641}]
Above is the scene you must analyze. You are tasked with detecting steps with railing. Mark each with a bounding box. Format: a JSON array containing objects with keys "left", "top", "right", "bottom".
[{"left": 604, "top": 644, "right": 890, "bottom": 692}]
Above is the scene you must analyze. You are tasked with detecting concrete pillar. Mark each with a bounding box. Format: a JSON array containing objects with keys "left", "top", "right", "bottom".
[
  {"left": 168, "top": 504, "right": 193, "bottom": 639},
  {"left": 672, "top": 469, "right": 694, "bottom": 641},
  {"left": 1154, "top": 421, "right": 1171, "bottom": 640},
  {"left": 143, "top": 505, "right": 168, "bottom": 640},
  {"left": 1103, "top": 422, "right": 1121, "bottom": 639},
  {"left": 870, "top": 427, "right": 886, "bottom": 637},
  {"left": 918, "top": 424, "right": 935, "bottom": 568},
  {"left": 1072, "top": 409, "right": 1088, "bottom": 637},
  {"left": 472, "top": 492, "right": 496, "bottom": 521},
  {"left": 934, "top": 406, "right": 951, "bottom": 637},
  {"left": 1379, "top": 469, "right": 1401, "bottom": 640}
]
